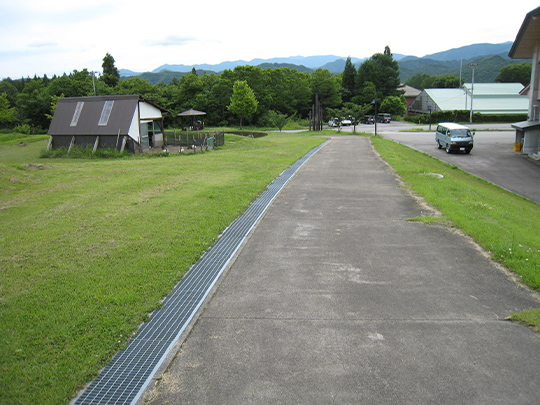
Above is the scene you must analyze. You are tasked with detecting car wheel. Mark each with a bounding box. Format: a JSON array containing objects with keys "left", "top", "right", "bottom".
[
  {"left": 437, "top": 140, "right": 442, "bottom": 149},
  {"left": 445, "top": 144, "right": 452, "bottom": 154}
]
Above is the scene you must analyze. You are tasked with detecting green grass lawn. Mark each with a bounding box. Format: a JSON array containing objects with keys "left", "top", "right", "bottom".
[
  {"left": 0, "top": 132, "right": 326, "bottom": 405},
  {"left": 1, "top": 131, "right": 538, "bottom": 404},
  {"left": 370, "top": 135, "right": 540, "bottom": 326}
]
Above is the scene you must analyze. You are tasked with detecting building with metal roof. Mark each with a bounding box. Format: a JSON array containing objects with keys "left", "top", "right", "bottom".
[
  {"left": 398, "top": 85, "right": 421, "bottom": 116},
  {"left": 509, "top": 6, "right": 540, "bottom": 157},
  {"left": 408, "top": 83, "right": 528, "bottom": 116},
  {"left": 47, "top": 95, "right": 170, "bottom": 154}
]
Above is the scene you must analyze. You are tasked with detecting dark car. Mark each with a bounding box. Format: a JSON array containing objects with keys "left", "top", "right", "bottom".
[
  {"left": 361, "top": 115, "right": 375, "bottom": 124},
  {"left": 377, "top": 113, "right": 392, "bottom": 123}
]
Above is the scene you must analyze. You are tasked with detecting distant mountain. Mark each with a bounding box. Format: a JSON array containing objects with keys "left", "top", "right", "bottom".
[
  {"left": 153, "top": 61, "right": 248, "bottom": 73},
  {"left": 422, "top": 42, "right": 513, "bottom": 61},
  {"left": 257, "top": 63, "right": 314, "bottom": 73},
  {"left": 150, "top": 55, "right": 358, "bottom": 74},
  {"left": 134, "top": 70, "right": 215, "bottom": 85},
  {"left": 119, "top": 69, "right": 141, "bottom": 77},
  {"left": 249, "top": 55, "right": 349, "bottom": 69},
  {"left": 398, "top": 58, "right": 464, "bottom": 82},
  {"left": 119, "top": 42, "right": 526, "bottom": 84},
  {"left": 398, "top": 50, "right": 529, "bottom": 83}
]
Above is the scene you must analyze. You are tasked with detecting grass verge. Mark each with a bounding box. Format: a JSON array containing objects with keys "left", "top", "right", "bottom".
[
  {"left": 370, "top": 135, "right": 540, "bottom": 328},
  {"left": 0, "top": 132, "right": 327, "bottom": 405}
]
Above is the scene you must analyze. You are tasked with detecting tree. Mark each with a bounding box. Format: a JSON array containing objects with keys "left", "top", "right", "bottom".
[
  {"left": 48, "top": 70, "right": 95, "bottom": 98},
  {"left": 0, "top": 93, "right": 15, "bottom": 127},
  {"left": 311, "top": 68, "right": 342, "bottom": 109},
  {"left": 357, "top": 46, "right": 401, "bottom": 100},
  {"left": 432, "top": 74, "right": 461, "bottom": 88},
  {"left": 228, "top": 80, "right": 258, "bottom": 128},
  {"left": 342, "top": 56, "right": 357, "bottom": 103},
  {"left": 16, "top": 80, "right": 51, "bottom": 129},
  {"left": 266, "top": 110, "right": 288, "bottom": 131},
  {"left": 352, "top": 81, "right": 377, "bottom": 105},
  {"left": 496, "top": 62, "right": 532, "bottom": 86},
  {"left": 176, "top": 72, "right": 203, "bottom": 109},
  {"left": 102, "top": 53, "right": 120, "bottom": 88},
  {"left": 117, "top": 76, "right": 154, "bottom": 97},
  {"left": 45, "top": 94, "right": 64, "bottom": 121},
  {"left": 405, "top": 73, "right": 434, "bottom": 91},
  {"left": 0, "top": 79, "right": 19, "bottom": 107},
  {"left": 380, "top": 96, "right": 406, "bottom": 117}
]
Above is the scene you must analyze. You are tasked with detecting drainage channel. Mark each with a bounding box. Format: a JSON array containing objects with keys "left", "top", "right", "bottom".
[{"left": 72, "top": 140, "right": 330, "bottom": 405}]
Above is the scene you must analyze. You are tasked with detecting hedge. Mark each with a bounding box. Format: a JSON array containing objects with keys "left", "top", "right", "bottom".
[
  {"left": 404, "top": 110, "right": 528, "bottom": 124},
  {"left": 223, "top": 130, "right": 268, "bottom": 138}
]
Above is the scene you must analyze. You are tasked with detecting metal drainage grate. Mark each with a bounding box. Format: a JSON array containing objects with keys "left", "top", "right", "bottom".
[{"left": 72, "top": 140, "right": 330, "bottom": 405}]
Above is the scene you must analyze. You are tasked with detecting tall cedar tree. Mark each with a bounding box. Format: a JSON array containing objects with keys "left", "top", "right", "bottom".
[
  {"left": 102, "top": 53, "right": 120, "bottom": 88},
  {"left": 342, "top": 56, "right": 357, "bottom": 103}
]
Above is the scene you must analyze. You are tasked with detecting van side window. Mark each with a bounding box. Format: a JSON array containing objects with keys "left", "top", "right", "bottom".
[{"left": 437, "top": 125, "right": 447, "bottom": 134}]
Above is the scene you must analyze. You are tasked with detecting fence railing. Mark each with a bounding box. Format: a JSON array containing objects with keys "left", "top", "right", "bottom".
[{"left": 165, "top": 131, "right": 224, "bottom": 148}]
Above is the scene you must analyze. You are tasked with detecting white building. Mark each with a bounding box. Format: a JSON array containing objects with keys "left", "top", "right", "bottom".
[
  {"left": 509, "top": 6, "right": 540, "bottom": 157},
  {"left": 408, "top": 83, "right": 528, "bottom": 116}
]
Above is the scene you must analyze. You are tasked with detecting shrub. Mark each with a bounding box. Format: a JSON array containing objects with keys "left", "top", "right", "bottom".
[
  {"left": 404, "top": 110, "right": 527, "bottom": 124},
  {"left": 224, "top": 130, "right": 268, "bottom": 138},
  {"left": 14, "top": 124, "right": 32, "bottom": 134}
]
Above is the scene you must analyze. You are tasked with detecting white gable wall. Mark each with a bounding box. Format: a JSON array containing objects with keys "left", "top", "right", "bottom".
[
  {"left": 126, "top": 102, "right": 164, "bottom": 144},
  {"left": 139, "top": 102, "right": 163, "bottom": 120},
  {"left": 127, "top": 106, "right": 140, "bottom": 142}
]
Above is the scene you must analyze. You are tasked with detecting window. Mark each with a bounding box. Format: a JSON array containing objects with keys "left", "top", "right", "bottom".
[
  {"left": 98, "top": 100, "right": 114, "bottom": 126},
  {"left": 70, "top": 101, "right": 84, "bottom": 126}
]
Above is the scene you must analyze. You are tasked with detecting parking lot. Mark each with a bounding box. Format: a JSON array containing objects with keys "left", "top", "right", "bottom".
[{"left": 339, "top": 121, "right": 540, "bottom": 203}]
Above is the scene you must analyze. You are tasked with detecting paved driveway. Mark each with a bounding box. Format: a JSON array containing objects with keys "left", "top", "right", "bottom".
[
  {"left": 341, "top": 122, "right": 540, "bottom": 203},
  {"left": 143, "top": 137, "right": 540, "bottom": 404}
]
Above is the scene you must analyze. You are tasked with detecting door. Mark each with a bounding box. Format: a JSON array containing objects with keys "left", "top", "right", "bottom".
[{"left": 140, "top": 122, "right": 149, "bottom": 151}]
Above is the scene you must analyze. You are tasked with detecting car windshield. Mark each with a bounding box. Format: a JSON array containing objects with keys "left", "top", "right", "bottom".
[{"left": 450, "top": 129, "right": 470, "bottom": 138}]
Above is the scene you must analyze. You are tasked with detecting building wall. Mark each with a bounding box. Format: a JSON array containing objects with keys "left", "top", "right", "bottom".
[
  {"left": 407, "top": 91, "right": 440, "bottom": 115},
  {"left": 530, "top": 46, "right": 540, "bottom": 120},
  {"left": 51, "top": 135, "right": 130, "bottom": 151}
]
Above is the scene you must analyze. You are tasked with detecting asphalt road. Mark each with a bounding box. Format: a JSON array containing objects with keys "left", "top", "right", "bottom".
[{"left": 340, "top": 121, "right": 540, "bottom": 204}]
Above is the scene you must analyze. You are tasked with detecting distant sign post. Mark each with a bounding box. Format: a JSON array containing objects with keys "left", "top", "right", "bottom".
[{"left": 371, "top": 98, "right": 378, "bottom": 136}]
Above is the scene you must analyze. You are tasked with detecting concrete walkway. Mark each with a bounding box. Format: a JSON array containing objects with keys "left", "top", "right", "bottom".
[{"left": 143, "top": 136, "right": 540, "bottom": 404}]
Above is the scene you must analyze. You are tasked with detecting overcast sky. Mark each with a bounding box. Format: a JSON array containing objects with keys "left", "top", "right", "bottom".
[{"left": 0, "top": 0, "right": 538, "bottom": 79}]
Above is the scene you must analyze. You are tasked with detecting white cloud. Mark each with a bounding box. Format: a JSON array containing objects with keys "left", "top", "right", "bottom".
[{"left": 0, "top": 0, "right": 538, "bottom": 78}]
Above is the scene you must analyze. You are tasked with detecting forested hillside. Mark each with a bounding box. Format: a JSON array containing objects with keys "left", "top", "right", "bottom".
[
  {"left": 0, "top": 43, "right": 532, "bottom": 133},
  {"left": 1, "top": 50, "right": 409, "bottom": 132},
  {"left": 399, "top": 54, "right": 530, "bottom": 83}
]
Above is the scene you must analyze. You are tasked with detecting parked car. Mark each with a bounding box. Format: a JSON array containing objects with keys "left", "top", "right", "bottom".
[
  {"left": 328, "top": 118, "right": 339, "bottom": 127},
  {"left": 361, "top": 115, "right": 375, "bottom": 124},
  {"left": 341, "top": 118, "right": 352, "bottom": 126},
  {"left": 435, "top": 122, "right": 474, "bottom": 154},
  {"left": 377, "top": 113, "right": 392, "bottom": 123}
]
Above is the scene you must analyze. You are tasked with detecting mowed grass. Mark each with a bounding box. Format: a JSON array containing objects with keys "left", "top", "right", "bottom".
[
  {"left": 371, "top": 136, "right": 540, "bottom": 324},
  {"left": 2, "top": 131, "right": 539, "bottom": 404},
  {"left": 0, "top": 133, "right": 326, "bottom": 405}
]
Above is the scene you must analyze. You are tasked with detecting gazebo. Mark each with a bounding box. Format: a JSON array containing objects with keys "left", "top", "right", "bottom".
[
  {"left": 176, "top": 108, "right": 208, "bottom": 150},
  {"left": 177, "top": 108, "right": 206, "bottom": 131}
]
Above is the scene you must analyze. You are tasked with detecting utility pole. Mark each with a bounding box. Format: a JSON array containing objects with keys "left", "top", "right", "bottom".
[
  {"left": 91, "top": 71, "right": 96, "bottom": 96},
  {"left": 469, "top": 63, "right": 477, "bottom": 123}
]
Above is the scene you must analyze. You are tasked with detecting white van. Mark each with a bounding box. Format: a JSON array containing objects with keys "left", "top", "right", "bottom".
[{"left": 435, "top": 122, "right": 474, "bottom": 154}]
